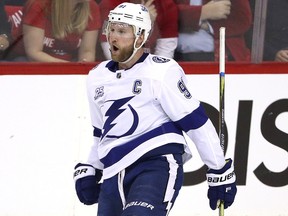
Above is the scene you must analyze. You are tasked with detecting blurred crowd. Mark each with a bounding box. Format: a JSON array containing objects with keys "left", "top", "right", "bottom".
[{"left": 0, "top": 0, "right": 287, "bottom": 63}]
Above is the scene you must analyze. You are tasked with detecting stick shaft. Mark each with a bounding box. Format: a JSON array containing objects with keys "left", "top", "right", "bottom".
[
  {"left": 219, "top": 27, "right": 225, "bottom": 152},
  {"left": 219, "top": 27, "right": 226, "bottom": 216}
]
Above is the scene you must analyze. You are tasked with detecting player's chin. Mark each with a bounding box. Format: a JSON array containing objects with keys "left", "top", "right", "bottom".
[
  {"left": 111, "top": 52, "right": 129, "bottom": 62},
  {"left": 111, "top": 54, "right": 122, "bottom": 62},
  {"left": 110, "top": 50, "right": 119, "bottom": 60}
]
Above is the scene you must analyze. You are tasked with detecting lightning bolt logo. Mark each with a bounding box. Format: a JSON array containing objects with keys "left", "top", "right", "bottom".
[{"left": 101, "top": 96, "right": 139, "bottom": 139}]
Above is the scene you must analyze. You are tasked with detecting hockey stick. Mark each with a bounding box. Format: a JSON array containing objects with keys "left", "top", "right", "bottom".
[{"left": 218, "top": 27, "right": 226, "bottom": 216}]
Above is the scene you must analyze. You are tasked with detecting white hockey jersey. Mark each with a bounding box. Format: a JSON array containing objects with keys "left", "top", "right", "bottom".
[{"left": 86, "top": 53, "right": 225, "bottom": 179}]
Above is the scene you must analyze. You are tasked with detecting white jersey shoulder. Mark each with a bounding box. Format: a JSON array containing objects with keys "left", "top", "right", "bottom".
[
  {"left": 138, "top": 54, "right": 185, "bottom": 82},
  {"left": 88, "top": 60, "right": 111, "bottom": 80}
]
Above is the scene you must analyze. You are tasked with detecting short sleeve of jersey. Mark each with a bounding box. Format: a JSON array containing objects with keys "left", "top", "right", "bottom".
[
  {"left": 23, "top": 1, "right": 47, "bottom": 29},
  {"left": 86, "top": 1, "right": 101, "bottom": 31}
]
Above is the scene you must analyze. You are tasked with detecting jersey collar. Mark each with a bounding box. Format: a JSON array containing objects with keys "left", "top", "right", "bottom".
[{"left": 106, "top": 52, "right": 149, "bottom": 72}]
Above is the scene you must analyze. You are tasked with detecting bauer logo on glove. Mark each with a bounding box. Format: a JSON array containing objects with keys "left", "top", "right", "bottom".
[
  {"left": 207, "top": 169, "right": 235, "bottom": 185},
  {"left": 74, "top": 164, "right": 96, "bottom": 181},
  {"left": 73, "top": 163, "right": 102, "bottom": 205},
  {"left": 206, "top": 158, "right": 237, "bottom": 210}
]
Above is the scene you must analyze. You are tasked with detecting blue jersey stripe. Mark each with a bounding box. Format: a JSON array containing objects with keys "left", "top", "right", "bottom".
[
  {"left": 100, "top": 121, "right": 183, "bottom": 168},
  {"left": 93, "top": 126, "right": 102, "bottom": 138},
  {"left": 175, "top": 104, "right": 208, "bottom": 132}
]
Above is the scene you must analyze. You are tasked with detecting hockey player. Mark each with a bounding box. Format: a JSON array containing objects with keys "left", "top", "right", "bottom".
[
  {"left": 98, "top": 0, "right": 178, "bottom": 60},
  {"left": 73, "top": 2, "right": 237, "bottom": 215}
]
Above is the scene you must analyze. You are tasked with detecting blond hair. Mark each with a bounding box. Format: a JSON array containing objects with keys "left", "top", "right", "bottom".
[{"left": 51, "top": 0, "right": 91, "bottom": 39}]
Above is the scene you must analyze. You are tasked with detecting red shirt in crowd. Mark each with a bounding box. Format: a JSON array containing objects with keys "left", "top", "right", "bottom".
[
  {"left": 4, "top": 4, "right": 24, "bottom": 58},
  {"left": 5, "top": 5, "right": 23, "bottom": 40},
  {"left": 22, "top": 0, "right": 101, "bottom": 61},
  {"left": 176, "top": 0, "right": 252, "bottom": 61}
]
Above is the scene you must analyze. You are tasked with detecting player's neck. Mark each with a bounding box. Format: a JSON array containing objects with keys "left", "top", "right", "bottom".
[{"left": 118, "top": 49, "right": 144, "bottom": 70}]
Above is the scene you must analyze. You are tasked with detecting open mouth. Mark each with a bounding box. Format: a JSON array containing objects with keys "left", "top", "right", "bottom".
[{"left": 111, "top": 45, "right": 119, "bottom": 53}]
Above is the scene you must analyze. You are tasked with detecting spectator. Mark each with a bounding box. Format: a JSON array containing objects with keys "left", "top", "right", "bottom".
[
  {"left": 22, "top": 0, "right": 101, "bottom": 62},
  {"left": 0, "top": 0, "right": 12, "bottom": 54},
  {"left": 1, "top": 0, "right": 25, "bottom": 61},
  {"left": 175, "top": 0, "right": 252, "bottom": 62},
  {"left": 263, "top": 0, "right": 288, "bottom": 62},
  {"left": 98, "top": 0, "right": 178, "bottom": 59}
]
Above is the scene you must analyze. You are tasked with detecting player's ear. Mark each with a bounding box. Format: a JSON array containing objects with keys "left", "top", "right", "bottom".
[{"left": 136, "top": 30, "right": 145, "bottom": 48}]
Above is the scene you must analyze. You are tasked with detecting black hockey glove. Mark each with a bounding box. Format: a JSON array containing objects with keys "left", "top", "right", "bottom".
[
  {"left": 206, "top": 158, "right": 237, "bottom": 210},
  {"left": 73, "top": 163, "right": 102, "bottom": 205}
]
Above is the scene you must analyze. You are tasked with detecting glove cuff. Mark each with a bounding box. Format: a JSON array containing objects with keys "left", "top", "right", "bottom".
[
  {"left": 206, "top": 159, "right": 236, "bottom": 187},
  {"left": 74, "top": 164, "right": 96, "bottom": 182}
]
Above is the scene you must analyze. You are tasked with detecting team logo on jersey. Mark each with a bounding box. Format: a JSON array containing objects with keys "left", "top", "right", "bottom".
[
  {"left": 101, "top": 96, "right": 139, "bottom": 139},
  {"left": 152, "top": 56, "right": 170, "bottom": 63},
  {"left": 178, "top": 78, "right": 192, "bottom": 99},
  {"left": 94, "top": 86, "right": 104, "bottom": 100}
]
